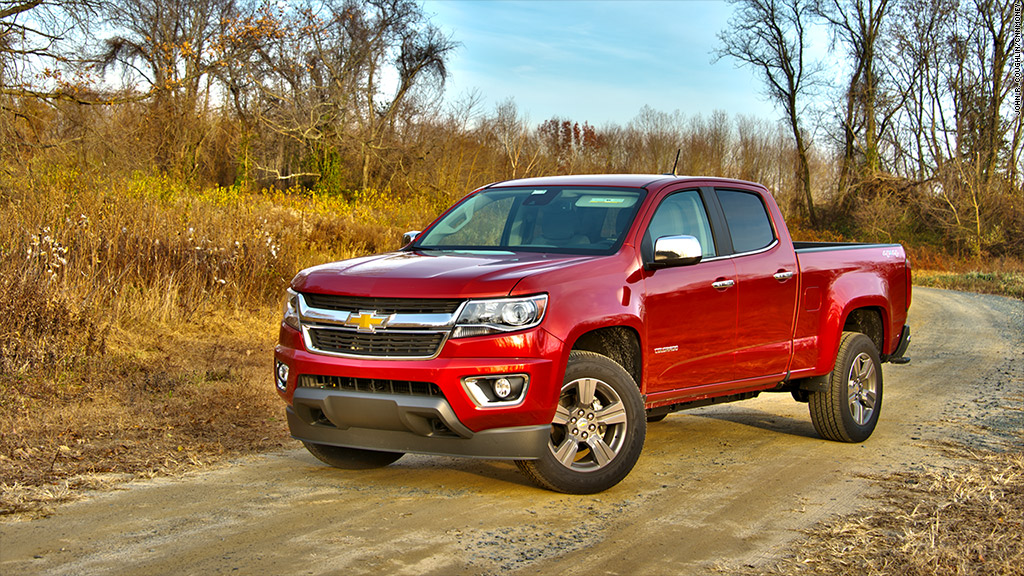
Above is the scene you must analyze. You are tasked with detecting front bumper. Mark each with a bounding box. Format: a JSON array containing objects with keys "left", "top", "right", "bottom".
[
  {"left": 287, "top": 389, "right": 550, "bottom": 459},
  {"left": 275, "top": 323, "right": 564, "bottom": 459}
]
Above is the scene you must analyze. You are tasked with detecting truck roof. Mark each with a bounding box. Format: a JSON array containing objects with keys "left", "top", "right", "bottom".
[{"left": 487, "top": 174, "right": 763, "bottom": 190}]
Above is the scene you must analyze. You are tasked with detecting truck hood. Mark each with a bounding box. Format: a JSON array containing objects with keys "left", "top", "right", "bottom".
[{"left": 292, "top": 250, "right": 595, "bottom": 299}]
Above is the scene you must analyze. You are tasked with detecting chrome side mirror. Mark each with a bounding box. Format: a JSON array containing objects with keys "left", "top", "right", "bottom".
[
  {"left": 402, "top": 230, "right": 421, "bottom": 246},
  {"left": 650, "top": 235, "right": 703, "bottom": 269}
]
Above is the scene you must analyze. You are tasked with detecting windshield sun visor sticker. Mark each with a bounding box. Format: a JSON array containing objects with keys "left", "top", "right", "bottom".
[{"left": 576, "top": 196, "right": 637, "bottom": 208}]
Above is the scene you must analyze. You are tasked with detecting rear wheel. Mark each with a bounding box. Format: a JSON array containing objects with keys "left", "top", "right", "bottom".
[
  {"left": 302, "top": 442, "right": 404, "bottom": 469},
  {"left": 808, "top": 332, "right": 883, "bottom": 442},
  {"left": 516, "top": 351, "right": 646, "bottom": 494}
]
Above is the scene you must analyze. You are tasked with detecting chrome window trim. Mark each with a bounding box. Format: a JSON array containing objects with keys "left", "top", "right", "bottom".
[{"left": 699, "top": 238, "right": 780, "bottom": 262}]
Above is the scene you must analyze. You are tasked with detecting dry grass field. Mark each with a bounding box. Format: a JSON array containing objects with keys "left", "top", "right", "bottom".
[{"left": 0, "top": 169, "right": 444, "bottom": 515}]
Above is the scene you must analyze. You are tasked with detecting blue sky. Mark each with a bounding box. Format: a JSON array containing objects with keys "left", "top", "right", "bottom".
[{"left": 421, "top": 0, "right": 785, "bottom": 128}]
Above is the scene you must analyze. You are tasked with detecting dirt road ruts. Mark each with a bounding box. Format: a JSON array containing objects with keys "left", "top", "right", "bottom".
[{"left": 2, "top": 287, "right": 1021, "bottom": 575}]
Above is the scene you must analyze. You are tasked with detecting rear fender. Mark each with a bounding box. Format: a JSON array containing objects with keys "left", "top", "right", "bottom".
[{"left": 812, "top": 274, "right": 892, "bottom": 375}]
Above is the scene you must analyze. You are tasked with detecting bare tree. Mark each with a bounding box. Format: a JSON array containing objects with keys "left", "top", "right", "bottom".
[
  {"left": 820, "top": 0, "right": 890, "bottom": 168},
  {"left": 537, "top": 116, "right": 601, "bottom": 175},
  {"left": 717, "top": 0, "right": 822, "bottom": 225},
  {"left": 99, "top": 0, "right": 254, "bottom": 175},
  {"left": 488, "top": 98, "right": 540, "bottom": 179},
  {"left": 626, "top": 105, "right": 685, "bottom": 174},
  {"left": 1, "top": 0, "right": 103, "bottom": 97},
  {"left": 814, "top": 0, "right": 893, "bottom": 199},
  {"left": 681, "top": 110, "right": 731, "bottom": 177},
  {"left": 883, "top": 0, "right": 952, "bottom": 179},
  {"left": 226, "top": 0, "right": 455, "bottom": 191},
  {"left": 733, "top": 115, "right": 787, "bottom": 188},
  {"left": 884, "top": 0, "right": 1019, "bottom": 254},
  {"left": 1, "top": 0, "right": 106, "bottom": 164}
]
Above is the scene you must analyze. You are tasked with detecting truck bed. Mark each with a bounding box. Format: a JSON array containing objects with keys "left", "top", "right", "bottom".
[{"left": 787, "top": 241, "right": 911, "bottom": 377}]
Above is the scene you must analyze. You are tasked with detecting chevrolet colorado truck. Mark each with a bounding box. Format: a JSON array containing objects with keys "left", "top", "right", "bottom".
[{"left": 274, "top": 174, "right": 912, "bottom": 494}]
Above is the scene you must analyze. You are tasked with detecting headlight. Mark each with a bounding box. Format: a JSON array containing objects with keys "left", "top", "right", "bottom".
[
  {"left": 452, "top": 295, "right": 547, "bottom": 339},
  {"left": 282, "top": 288, "right": 301, "bottom": 330}
]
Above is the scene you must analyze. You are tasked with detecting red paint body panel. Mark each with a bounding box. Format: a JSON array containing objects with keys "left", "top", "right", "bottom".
[
  {"left": 731, "top": 189, "right": 800, "bottom": 381},
  {"left": 293, "top": 251, "right": 595, "bottom": 300},
  {"left": 788, "top": 245, "right": 910, "bottom": 378},
  {"left": 275, "top": 175, "right": 911, "bottom": 451},
  {"left": 642, "top": 257, "right": 739, "bottom": 390}
]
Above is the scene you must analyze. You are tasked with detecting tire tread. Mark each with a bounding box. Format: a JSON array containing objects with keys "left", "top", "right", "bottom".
[
  {"left": 514, "top": 350, "right": 645, "bottom": 494},
  {"left": 808, "top": 331, "right": 882, "bottom": 443}
]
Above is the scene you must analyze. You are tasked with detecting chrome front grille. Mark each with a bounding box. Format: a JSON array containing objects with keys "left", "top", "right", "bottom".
[
  {"left": 307, "top": 327, "right": 446, "bottom": 358},
  {"left": 298, "top": 375, "right": 443, "bottom": 397},
  {"left": 298, "top": 293, "right": 462, "bottom": 360}
]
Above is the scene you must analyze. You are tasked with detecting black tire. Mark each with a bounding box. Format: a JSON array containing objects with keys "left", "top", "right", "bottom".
[
  {"left": 302, "top": 442, "right": 404, "bottom": 469},
  {"left": 809, "top": 331, "right": 883, "bottom": 442},
  {"left": 515, "top": 350, "right": 646, "bottom": 494}
]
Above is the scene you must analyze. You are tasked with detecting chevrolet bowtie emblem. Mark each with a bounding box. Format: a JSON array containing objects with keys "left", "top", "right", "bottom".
[{"left": 345, "top": 310, "right": 392, "bottom": 333}]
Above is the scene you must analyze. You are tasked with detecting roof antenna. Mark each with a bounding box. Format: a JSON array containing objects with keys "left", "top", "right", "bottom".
[{"left": 668, "top": 148, "right": 681, "bottom": 176}]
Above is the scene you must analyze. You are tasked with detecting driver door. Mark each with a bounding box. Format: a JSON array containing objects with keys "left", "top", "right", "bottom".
[{"left": 642, "top": 189, "right": 738, "bottom": 393}]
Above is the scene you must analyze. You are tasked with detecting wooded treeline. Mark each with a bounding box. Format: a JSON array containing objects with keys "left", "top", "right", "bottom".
[{"left": 2, "top": 0, "right": 1022, "bottom": 257}]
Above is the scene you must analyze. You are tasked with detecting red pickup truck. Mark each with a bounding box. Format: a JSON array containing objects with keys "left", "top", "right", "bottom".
[{"left": 274, "top": 175, "right": 911, "bottom": 493}]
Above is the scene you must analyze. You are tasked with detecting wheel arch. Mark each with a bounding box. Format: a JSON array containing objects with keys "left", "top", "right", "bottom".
[
  {"left": 569, "top": 325, "right": 643, "bottom": 390},
  {"left": 842, "top": 306, "right": 886, "bottom": 354}
]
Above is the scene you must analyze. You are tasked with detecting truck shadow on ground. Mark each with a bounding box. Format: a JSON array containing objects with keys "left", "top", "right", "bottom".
[
  {"left": 290, "top": 449, "right": 538, "bottom": 491},
  {"left": 658, "top": 407, "right": 820, "bottom": 440}
]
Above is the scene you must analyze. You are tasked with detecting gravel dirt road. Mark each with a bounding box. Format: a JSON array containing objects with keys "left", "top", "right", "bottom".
[{"left": 2, "top": 287, "right": 1022, "bottom": 576}]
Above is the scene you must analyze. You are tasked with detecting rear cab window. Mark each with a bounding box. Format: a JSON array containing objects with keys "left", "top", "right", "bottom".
[{"left": 716, "top": 189, "right": 776, "bottom": 254}]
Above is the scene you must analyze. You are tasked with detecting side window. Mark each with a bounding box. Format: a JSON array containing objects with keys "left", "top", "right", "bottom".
[
  {"left": 645, "top": 190, "right": 716, "bottom": 258},
  {"left": 717, "top": 190, "right": 775, "bottom": 253}
]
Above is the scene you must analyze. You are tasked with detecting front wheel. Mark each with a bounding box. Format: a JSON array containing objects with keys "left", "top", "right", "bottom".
[
  {"left": 302, "top": 442, "right": 404, "bottom": 469},
  {"left": 516, "top": 351, "right": 646, "bottom": 494},
  {"left": 808, "top": 331, "right": 883, "bottom": 442}
]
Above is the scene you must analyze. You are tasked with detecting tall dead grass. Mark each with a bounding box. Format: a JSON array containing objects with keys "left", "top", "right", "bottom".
[
  {"left": 0, "top": 167, "right": 437, "bottom": 371},
  {"left": 2, "top": 165, "right": 1020, "bottom": 517},
  {"left": 0, "top": 167, "right": 441, "bottom": 516}
]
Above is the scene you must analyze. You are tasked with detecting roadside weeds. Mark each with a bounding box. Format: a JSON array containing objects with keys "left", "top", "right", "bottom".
[
  {"left": 914, "top": 270, "right": 1024, "bottom": 300},
  {"left": 0, "top": 312, "right": 290, "bottom": 519},
  {"left": 728, "top": 444, "right": 1024, "bottom": 576}
]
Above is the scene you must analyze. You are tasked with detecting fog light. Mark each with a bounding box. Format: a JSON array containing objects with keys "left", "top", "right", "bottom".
[
  {"left": 275, "top": 362, "right": 289, "bottom": 391},
  {"left": 493, "top": 377, "right": 512, "bottom": 398},
  {"left": 461, "top": 374, "right": 529, "bottom": 407}
]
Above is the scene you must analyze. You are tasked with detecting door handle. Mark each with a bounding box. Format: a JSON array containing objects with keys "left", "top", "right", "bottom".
[
  {"left": 711, "top": 279, "right": 735, "bottom": 290},
  {"left": 773, "top": 271, "right": 794, "bottom": 282}
]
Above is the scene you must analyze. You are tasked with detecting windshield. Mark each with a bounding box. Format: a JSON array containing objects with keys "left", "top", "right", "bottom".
[{"left": 413, "top": 187, "right": 645, "bottom": 254}]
